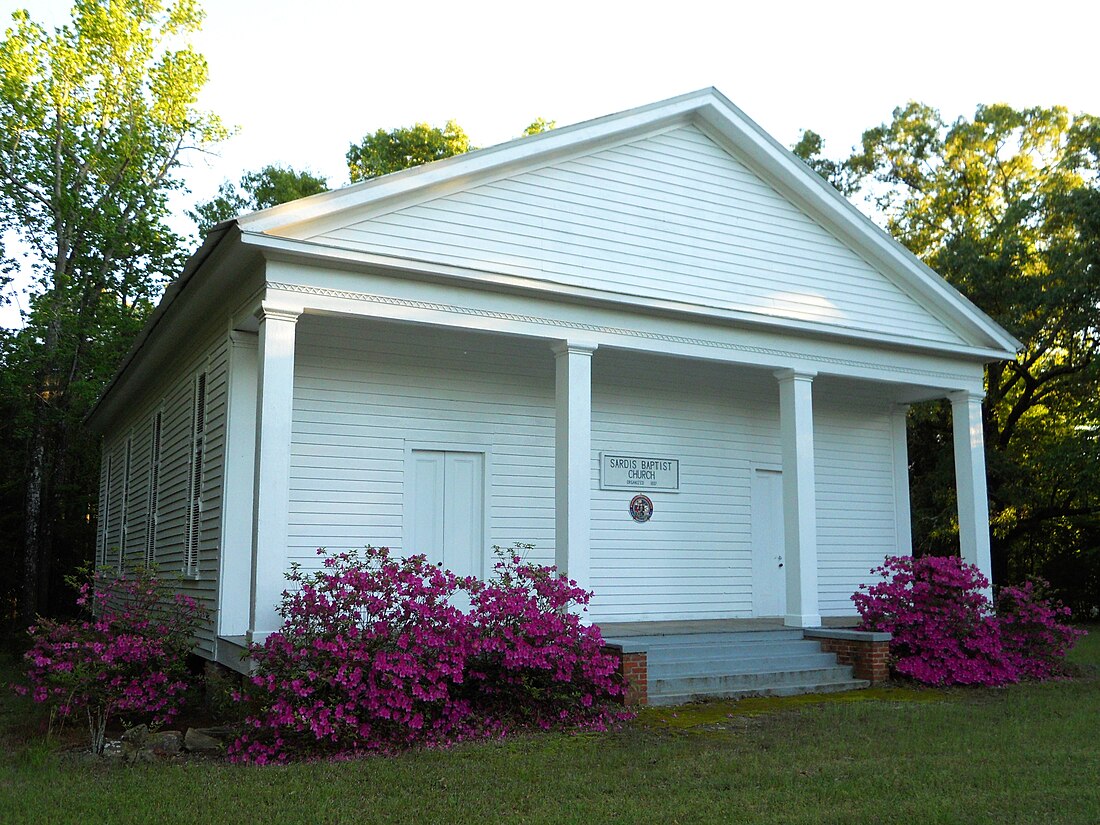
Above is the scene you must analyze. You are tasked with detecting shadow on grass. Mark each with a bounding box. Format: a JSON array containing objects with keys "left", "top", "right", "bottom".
[{"left": 635, "top": 685, "right": 950, "bottom": 731}]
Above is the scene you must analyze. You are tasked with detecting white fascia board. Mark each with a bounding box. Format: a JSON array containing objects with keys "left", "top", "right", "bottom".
[{"left": 241, "top": 231, "right": 1017, "bottom": 364}]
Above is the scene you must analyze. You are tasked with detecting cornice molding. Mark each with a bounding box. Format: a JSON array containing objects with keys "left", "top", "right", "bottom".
[{"left": 265, "top": 281, "right": 974, "bottom": 385}]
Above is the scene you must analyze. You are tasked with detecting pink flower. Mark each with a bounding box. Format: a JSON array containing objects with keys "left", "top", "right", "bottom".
[
  {"left": 230, "top": 545, "right": 629, "bottom": 762},
  {"left": 854, "top": 554, "right": 1083, "bottom": 686}
]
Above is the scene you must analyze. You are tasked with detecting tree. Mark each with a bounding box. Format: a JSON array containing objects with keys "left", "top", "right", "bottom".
[
  {"left": 796, "top": 104, "right": 1100, "bottom": 609},
  {"left": 346, "top": 120, "right": 472, "bottom": 182},
  {"left": 190, "top": 164, "right": 328, "bottom": 236},
  {"left": 522, "top": 117, "right": 556, "bottom": 137},
  {"left": 790, "top": 130, "right": 859, "bottom": 196},
  {"left": 0, "top": 0, "right": 226, "bottom": 626}
]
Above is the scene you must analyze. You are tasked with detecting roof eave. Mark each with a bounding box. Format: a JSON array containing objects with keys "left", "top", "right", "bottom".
[{"left": 85, "top": 222, "right": 239, "bottom": 433}]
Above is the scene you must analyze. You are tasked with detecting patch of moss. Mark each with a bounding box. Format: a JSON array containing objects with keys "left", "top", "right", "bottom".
[{"left": 636, "top": 686, "right": 948, "bottom": 731}]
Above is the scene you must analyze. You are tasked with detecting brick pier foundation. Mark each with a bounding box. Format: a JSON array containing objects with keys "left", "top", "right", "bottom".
[{"left": 803, "top": 628, "right": 892, "bottom": 683}]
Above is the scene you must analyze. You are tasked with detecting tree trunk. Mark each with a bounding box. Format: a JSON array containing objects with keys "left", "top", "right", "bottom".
[
  {"left": 21, "top": 423, "right": 46, "bottom": 625},
  {"left": 22, "top": 247, "right": 67, "bottom": 625}
]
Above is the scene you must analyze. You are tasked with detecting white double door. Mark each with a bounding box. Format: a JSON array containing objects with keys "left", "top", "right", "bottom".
[{"left": 408, "top": 450, "right": 485, "bottom": 579}]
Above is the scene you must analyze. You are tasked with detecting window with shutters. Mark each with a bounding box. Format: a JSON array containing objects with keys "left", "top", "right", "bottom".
[
  {"left": 118, "top": 436, "right": 132, "bottom": 572},
  {"left": 185, "top": 372, "right": 207, "bottom": 576},
  {"left": 145, "top": 411, "right": 162, "bottom": 567}
]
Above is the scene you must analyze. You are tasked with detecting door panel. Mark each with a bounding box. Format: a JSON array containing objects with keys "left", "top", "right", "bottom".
[
  {"left": 443, "top": 452, "right": 484, "bottom": 579},
  {"left": 409, "top": 451, "right": 445, "bottom": 564},
  {"left": 409, "top": 449, "right": 484, "bottom": 579},
  {"left": 751, "top": 468, "right": 785, "bottom": 617}
]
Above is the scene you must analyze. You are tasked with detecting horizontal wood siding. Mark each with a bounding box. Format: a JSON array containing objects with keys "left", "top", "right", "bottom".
[
  {"left": 97, "top": 333, "right": 229, "bottom": 657},
  {"left": 316, "top": 125, "right": 963, "bottom": 346},
  {"left": 590, "top": 354, "right": 779, "bottom": 621},
  {"left": 289, "top": 320, "right": 901, "bottom": 622},
  {"left": 814, "top": 390, "right": 898, "bottom": 616},
  {"left": 289, "top": 317, "right": 558, "bottom": 570}
]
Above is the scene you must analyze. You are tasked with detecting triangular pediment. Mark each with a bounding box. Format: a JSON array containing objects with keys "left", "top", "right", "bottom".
[{"left": 238, "top": 89, "right": 1019, "bottom": 356}]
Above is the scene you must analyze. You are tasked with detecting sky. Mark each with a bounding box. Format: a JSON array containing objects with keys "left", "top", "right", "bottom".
[{"left": 2, "top": 0, "right": 1099, "bottom": 326}]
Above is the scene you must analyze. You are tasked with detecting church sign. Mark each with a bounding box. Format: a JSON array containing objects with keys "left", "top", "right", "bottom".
[{"left": 600, "top": 453, "right": 680, "bottom": 492}]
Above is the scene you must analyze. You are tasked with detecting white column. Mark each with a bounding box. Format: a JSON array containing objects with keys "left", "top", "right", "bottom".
[
  {"left": 552, "top": 341, "right": 596, "bottom": 596},
  {"left": 890, "top": 404, "right": 913, "bottom": 555},
  {"left": 775, "top": 369, "right": 821, "bottom": 628},
  {"left": 949, "top": 390, "right": 993, "bottom": 598},
  {"left": 249, "top": 304, "right": 300, "bottom": 641},
  {"left": 218, "top": 330, "right": 258, "bottom": 638}
]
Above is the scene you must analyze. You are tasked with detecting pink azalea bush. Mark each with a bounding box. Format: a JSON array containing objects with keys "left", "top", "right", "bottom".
[
  {"left": 997, "top": 579, "right": 1084, "bottom": 680},
  {"left": 230, "top": 546, "right": 627, "bottom": 764},
  {"left": 853, "top": 555, "right": 1084, "bottom": 686},
  {"left": 15, "top": 566, "right": 208, "bottom": 754}
]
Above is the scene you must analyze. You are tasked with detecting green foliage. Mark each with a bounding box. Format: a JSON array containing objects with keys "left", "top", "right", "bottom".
[
  {"left": 0, "top": 1, "right": 226, "bottom": 284},
  {"left": 522, "top": 117, "right": 556, "bottom": 136},
  {"left": 346, "top": 119, "right": 472, "bottom": 182},
  {"left": 797, "top": 104, "right": 1100, "bottom": 609},
  {"left": 0, "top": 0, "right": 225, "bottom": 626},
  {"left": 189, "top": 164, "right": 328, "bottom": 236},
  {"left": 790, "top": 129, "right": 860, "bottom": 196}
]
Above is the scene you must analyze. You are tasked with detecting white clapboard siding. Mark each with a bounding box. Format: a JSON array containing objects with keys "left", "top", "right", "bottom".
[
  {"left": 289, "top": 316, "right": 558, "bottom": 570},
  {"left": 97, "top": 333, "right": 229, "bottom": 656},
  {"left": 315, "top": 125, "right": 963, "bottom": 346},
  {"left": 592, "top": 361, "right": 898, "bottom": 621},
  {"left": 590, "top": 354, "right": 777, "bottom": 622},
  {"left": 290, "top": 320, "right": 900, "bottom": 623},
  {"left": 813, "top": 391, "right": 899, "bottom": 616}
]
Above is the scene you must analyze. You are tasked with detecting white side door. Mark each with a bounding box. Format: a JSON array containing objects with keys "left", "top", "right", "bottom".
[
  {"left": 751, "top": 468, "right": 786, "bottom": 617},
  {"left": 408, "top": 450, "right": 485, "bottom": 579}
]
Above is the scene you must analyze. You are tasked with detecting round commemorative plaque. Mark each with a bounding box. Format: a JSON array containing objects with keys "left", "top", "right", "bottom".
[{"left": 629, "top": 494, "right": 654, "bottom": 523}]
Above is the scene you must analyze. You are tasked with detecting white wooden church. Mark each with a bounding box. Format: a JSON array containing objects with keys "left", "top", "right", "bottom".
[{"left": 88, "top": 89, "right": 1018, "bottom": 673}]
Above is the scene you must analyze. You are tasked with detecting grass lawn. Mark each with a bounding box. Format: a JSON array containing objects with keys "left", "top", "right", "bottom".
[{"left": 2, "top": 628, "right": 1097, "bottom": 825}]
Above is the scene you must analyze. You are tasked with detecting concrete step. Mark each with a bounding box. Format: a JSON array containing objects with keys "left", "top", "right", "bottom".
[
  {"left": 603, "top": 630, "right": 805, "bottom": 651},
  {"left": 648, "top": 677, "right": 872, "bottom": 706},
  {"left": 643, "top": 639, "right": 825, "bottom": 664},
  {"left": 648, "top": 651, "right": 839, "bottom": 678},
  {"left": 603, "top": 628, "right": 875, "bottom": 706},
  {"left": 651, "top": 664, "right": 860, "bottom": 697}
]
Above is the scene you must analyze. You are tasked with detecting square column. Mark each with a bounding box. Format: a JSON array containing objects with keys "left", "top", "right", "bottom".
[
  {"left": 249, "top": 304, "right": 300, "bottom": 641},
  {"left": 890, "top": 404, "right": 913, "bottom": 554},
  {"left": 552, "top": 341, "right": 597, "bottom": 596},
  {"left": 949, "top": 390, "right": 993, "bottom": 597},
  {"left": 775, "top": 369, "right": 821, "bottom": 628},
  {"left": 218, "top": 330, "right": 258, "bottom": 639}
]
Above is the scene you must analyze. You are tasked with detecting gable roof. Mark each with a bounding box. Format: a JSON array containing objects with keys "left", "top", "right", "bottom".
[{"left": 234, "top": 87, "right": 1020, "bottom": 357}]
